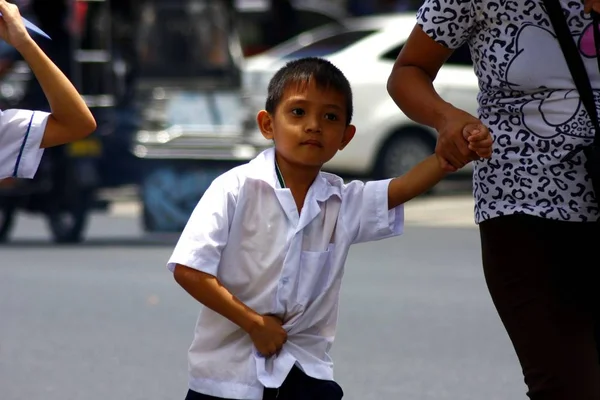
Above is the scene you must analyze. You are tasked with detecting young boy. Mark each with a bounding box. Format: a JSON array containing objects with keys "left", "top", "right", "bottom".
[
  {"left": 167, "top": 57, "right": 492, "bottom": 400},
  {"left": 0, "top": 0, "right": 96, "bottom": 179}
]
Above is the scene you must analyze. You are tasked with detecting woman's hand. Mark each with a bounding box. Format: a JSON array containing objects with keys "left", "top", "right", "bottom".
[{"left": 434, "top": 106, "right": 486, "bottom": 171}]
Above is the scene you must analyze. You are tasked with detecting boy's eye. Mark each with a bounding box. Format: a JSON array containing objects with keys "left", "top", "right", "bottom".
[
  {"left": 325, "top": 113, "right": 339, "bottom": 121},
  {"left": 291, "top": 108, "right": 305, "bottom": 116}
]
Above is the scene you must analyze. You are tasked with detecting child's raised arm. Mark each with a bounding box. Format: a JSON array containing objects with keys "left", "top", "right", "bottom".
[
  {"left": 0, "top": 0, "right": 96, "bottom": 148},
  {"left": 386, "top": 123, "right": 493, "bottom": 209}
]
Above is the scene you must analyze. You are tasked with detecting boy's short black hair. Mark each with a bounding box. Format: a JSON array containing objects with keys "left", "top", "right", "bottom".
[{"left": 265, "top": 57, "right": 353, "bottom": 125}]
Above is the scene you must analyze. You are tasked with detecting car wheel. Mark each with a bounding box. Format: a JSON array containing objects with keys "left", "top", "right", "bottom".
[
  {"left": 44, "top": 161, "right": 93, "bottom": 244},
  {"left": 376, "top": 129, "right": 436, "bottom": 180},
  {"left": 46, "top": 188, "right": 92, "bottom": 244},
  {"left": 0, "top": 203, "right": 16, "bottom": 243}
]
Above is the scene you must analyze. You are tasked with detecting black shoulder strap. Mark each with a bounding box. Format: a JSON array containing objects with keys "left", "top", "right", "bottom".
[{"left": 543, "top": 0, "right": 600, "bottom": 149}]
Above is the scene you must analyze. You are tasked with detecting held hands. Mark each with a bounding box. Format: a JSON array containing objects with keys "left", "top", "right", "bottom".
[
  {"left": 0, "top": 0, "right": 32, "bottom": 51},
  {"left": 248, "top": 314, "right": 288, "bottom": 358},
  {"left": 435, "top": 106, "right": 493, "bottom": 172}
]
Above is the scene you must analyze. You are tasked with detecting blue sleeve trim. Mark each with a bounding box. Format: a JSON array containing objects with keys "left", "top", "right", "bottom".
[{"left": 12, "top": 111, "right": 36, "bottom": 178}]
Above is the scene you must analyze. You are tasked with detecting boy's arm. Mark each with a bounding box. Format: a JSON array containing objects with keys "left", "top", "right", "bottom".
[
  {"left": 387, "top": 125, "right": 492, "bottom": 209},
  {"left": 173, "top": 266, "right": 287, "bottom": 357},
  {"left": 342, "top": 128, "right": 490, "bottom": 243},
  {"left": 173, "top": 265, "right": 262, "bottom": 334},
  {"left": 387, "top": 155, "right": 447, "bottom": 210},
  {"left": 0, "top": 1, "right": 96, "bottom": 148},
  {"left": 167, "top": 176, "right": 287, "bottom": 357}
]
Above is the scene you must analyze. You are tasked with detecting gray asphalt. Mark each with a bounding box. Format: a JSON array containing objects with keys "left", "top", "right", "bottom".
[{"left": 0, "top": 212, "right": 526, "bottom": 400}]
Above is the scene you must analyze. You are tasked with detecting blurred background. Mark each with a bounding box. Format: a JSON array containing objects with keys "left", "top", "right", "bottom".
[
  {"left": 1, "top": 2, "right": 525, "bottom": 400},
  {"left": 0, "top": 0, "right": 476, "bottom": 242}
]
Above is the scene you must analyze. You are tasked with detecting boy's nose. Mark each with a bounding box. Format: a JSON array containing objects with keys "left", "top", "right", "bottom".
[{"left": 304, "top": 116, "right": 322, "bottom": 133}]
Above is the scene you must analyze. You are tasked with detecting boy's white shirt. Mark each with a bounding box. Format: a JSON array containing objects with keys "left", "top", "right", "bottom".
[
  {"left": 0, "top": 109, "right": 48, "bottom": 179},
  {"left": 167, "top": 147, "right": 404, "bottom": 400}
]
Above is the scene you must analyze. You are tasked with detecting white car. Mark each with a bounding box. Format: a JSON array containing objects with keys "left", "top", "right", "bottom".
[{"left": 241, "top": 14, "right": 480, "bottom": 178}]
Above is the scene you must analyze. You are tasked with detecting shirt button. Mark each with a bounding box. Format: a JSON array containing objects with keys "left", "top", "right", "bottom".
[{"left": 281, "top": 277, "right": 289, "bottom": 284}]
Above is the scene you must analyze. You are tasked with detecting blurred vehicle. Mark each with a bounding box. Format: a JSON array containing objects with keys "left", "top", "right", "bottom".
[
  {"left": 0, "top": 0, "right": 103, "bottom": 244},
  {"left": 0, "top": 0, "right": 136, "bottom": 243},
  {"left": 240, "top": 14, "right": 479, "bottom": 179},
  {"left": 235, "top": 0, "right": 346, "bottom": 57},
  {"left": 133, "top": 0, "right": 347, "bottom": 233},
  {"left": 133, "top": 13, "right": 479, "bottom": 209},
  {"left": 133, "top": 0, "right": 347, "bottom": 164},
  {"left": 131, "top": 0, "right": 244, "bottom": 233}
]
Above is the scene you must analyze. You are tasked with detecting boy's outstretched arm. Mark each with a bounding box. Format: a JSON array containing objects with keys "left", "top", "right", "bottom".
[
  {"left": 173, "top": 264, "right": 287, "bottom": 357},
  {"left": 387, "top": 123, "right": 493, "bottom": 209},
  {"left": 0, "top": 1, "right": 96, "bottom": 148},
  {"left": 387, "top": 155, "right": 447, "bottom": 209}
]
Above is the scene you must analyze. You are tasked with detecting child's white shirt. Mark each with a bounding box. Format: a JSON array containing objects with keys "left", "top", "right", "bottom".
[
  {"left": 0, "top": 109, "right": 49, "bottom": 179},
  {"left": 167, "top": 147, "right": 404, "bottom": 400}
]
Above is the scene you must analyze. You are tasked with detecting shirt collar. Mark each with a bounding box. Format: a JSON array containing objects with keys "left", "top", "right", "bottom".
[{"left": 248, "top": 147, "right": 341, "bottom": 202}]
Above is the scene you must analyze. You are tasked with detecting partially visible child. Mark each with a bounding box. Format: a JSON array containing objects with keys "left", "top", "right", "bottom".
[
  {"left": 168, "top": 57, "right": 492, "bottom": 400},
  {"left": 0, "top": 0, "right": 96, "bottom": 179}
]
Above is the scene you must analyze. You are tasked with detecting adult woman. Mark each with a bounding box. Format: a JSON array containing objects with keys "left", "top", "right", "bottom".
[{"left": 387, "top": 0, "right": 600, "bottom": 398}]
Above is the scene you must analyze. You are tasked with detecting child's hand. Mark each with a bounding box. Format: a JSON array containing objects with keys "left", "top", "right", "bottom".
[
  {"left": 463, "top": 123, "right": 493, "bottom": 159},
  {"left": 249, "top": 314, "right": 287, "bottom": 358},
  {"left": 0, "top": 1, "right": 32, "bottom": 50}
]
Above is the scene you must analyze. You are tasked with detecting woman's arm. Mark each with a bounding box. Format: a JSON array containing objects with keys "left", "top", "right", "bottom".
[{"left": 387, "top": 24, "right": 484, "bottom": 171}]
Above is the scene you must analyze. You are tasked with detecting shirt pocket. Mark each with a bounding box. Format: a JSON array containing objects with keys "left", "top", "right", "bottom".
[{"left": 296, "top": 244, "right": 335, "bottom": 307}]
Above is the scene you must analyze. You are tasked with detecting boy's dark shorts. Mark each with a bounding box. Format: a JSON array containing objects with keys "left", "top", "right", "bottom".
[{"left": 185, "top": 365, "right": 343, "bottom": 400}]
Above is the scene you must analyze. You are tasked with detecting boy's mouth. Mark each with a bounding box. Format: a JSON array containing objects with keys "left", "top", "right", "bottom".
[{"left": 301, "top": 139, "right": 323, "bottom": 148}]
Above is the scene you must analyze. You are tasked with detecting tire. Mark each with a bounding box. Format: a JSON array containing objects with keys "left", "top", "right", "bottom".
[
  {"left": 0, "top": 204, "right": 16, "bottom": 243},
  {"left": 376, "top": 129, "right": 436, "bottom": 179},
  {"left": 46, "top": 187, "right": 93, "bottom": 244},
  {"left": 142, "top": 201, "right": 158, "bottom": 233}
]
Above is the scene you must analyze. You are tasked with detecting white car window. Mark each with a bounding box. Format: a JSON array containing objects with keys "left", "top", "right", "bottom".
[
  {"left": 238, "top": 9, "right": 343, "bottom": 57},
  {"left": 276, "top": 29, "right": 377, "bottom": 60}
]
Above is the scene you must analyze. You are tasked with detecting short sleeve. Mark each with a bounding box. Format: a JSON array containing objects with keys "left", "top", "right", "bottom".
[
  {"left": 416, "top": 0, "right": 480, "bottom": 49},
  {"left": 0, "top": 109, "right": 49, "bottom": 179},
  {"left": 340, "top": 179, "right": 404, "bottom": 245},
  {"left": 166, "top": 174, "right": 238, "bottom": 276}
]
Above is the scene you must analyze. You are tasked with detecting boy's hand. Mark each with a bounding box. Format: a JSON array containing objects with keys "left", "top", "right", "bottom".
[
  {"left": 248, "top": 314, "right": 287, "bottom": 358},
  {"left": 0, "top": 0, "right": 32, "bottom": 50},
  {"left": 463, "top": 123, "right": 493, "bottom": 160}
]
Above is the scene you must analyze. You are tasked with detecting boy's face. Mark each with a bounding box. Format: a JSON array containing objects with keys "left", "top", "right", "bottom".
[{"left": 257, "top": 79, "right": 356, "bottom": 168}]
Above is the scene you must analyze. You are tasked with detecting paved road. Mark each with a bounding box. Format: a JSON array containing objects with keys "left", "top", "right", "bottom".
[{"left": 0, "top": 197, "right": 527, "bottom": 400}]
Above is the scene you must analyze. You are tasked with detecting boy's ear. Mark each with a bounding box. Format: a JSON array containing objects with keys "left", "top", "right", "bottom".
[
  {"left": 338, "top": 124, "right": 356, "bottom": 151},
  {"left": 257, "top": 110, "right": 274, "bottom": 140}
]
